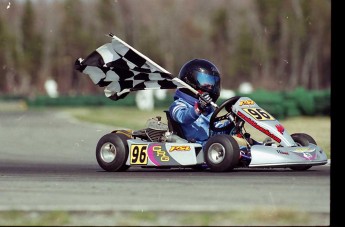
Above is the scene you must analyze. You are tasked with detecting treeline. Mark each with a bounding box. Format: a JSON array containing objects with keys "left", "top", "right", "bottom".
[{"left": 0, "top": 0, "right": 330, "bottom": 97}]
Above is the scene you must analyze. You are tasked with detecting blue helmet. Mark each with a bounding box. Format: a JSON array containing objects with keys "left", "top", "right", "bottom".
[{"left": 178, "top": 59, "right": 221, "bottom": 102}]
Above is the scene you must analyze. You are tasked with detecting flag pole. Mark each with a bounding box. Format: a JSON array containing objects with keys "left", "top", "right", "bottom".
[{"left": 107, "top": 33, "right": 218, "bottom": 108}]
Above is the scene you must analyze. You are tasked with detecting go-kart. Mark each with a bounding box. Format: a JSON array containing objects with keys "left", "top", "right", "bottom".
[{"left": 95, "top": 96, "right": 328, "bottom": 172}]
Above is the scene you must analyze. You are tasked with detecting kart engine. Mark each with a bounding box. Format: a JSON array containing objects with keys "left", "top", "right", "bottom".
[{"left": 132, "top": 116, "right": 188, "bottom": 143}]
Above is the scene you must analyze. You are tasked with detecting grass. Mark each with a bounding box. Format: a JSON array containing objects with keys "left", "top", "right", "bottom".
[
  {"left": 0, "top": 211, "right": 70, "bottom": 226},
  {"left": 0, "top": 209, "right": 329, "bottom": 226},
  {"left": 60, "top": 106, "right": 331, "bottom": 158}
]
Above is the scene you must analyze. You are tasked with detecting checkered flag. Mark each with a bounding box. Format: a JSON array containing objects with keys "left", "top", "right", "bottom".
[{"left": 75, "top": 33, "right": 185, "bottom": 101}]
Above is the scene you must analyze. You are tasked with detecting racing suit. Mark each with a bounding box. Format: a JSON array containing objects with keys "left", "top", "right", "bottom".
[{"left": 169, "top": 89, "right": 231, "bottom": 147}]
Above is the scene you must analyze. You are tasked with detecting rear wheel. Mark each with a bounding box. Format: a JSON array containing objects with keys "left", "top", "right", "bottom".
[
  {"left": 204, "top": 134, "right": 240, "bottom": 172},
  {"left": 290, "top": 133, "right": 316, "bottom": 171},
  {"left": 96, "top": 133, "right": 130, "bottom": 172}
]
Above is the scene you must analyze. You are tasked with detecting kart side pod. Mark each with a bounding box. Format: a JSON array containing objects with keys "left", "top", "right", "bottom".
[{"left": 125, "top": 139, "right": 204, "bottom": 167}]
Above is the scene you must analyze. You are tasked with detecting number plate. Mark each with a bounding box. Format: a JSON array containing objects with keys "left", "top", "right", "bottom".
[
  {"left": 242, "top": 108, "right": 275, "bottom": 121},
  {"left": 130, "top": 145, "right": 148, "bottom": 165}
]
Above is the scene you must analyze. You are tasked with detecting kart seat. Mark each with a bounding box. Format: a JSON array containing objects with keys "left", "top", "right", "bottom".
[{"left": 164, "top": 110, "right": 186, "bottom": 139}]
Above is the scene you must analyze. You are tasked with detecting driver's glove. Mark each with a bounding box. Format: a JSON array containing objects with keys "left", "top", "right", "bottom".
[{"left": 195, "top": 92, "right": 212, "bottom": 115}]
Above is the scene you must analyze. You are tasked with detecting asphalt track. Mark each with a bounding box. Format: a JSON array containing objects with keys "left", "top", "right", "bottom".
[{"left": 0, "top": 110, "right": 331, "bottom": 225}]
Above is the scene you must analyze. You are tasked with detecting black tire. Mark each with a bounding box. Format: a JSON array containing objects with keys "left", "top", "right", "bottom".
[
  {"left": 290, "top": 133, "right": 316, "bottom": 171},
  {"left": 204, "top": 134, "right": 240, "bottom": 172},
  {"left": 291, "top": 133, "right": 317, "bottom": 145},
  {"left": 96, "top": 133, "right": 130, "bottom": 172}
]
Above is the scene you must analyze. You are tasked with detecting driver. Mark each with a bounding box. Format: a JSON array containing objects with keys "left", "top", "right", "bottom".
[{"left": 169, "top": 59, "right": 231, "bottom": 147}]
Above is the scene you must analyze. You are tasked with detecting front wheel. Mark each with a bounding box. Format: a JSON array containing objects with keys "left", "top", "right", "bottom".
[
  {"left": 204, "top": 134, "right": 240, "bottom": 172},
  {"left": 96, "top": 133, "right": 130, "bottom": 172},
  {"left": 290, "top": 133, "right": 316, "bottom": 171}
]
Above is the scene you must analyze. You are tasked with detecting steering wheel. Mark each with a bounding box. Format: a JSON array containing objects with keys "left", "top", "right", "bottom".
[{"left": 209, "top": 96, "right": 241, "bottom": 133}]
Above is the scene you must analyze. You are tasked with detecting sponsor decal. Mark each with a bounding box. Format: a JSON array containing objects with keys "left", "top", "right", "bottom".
[
  {"left": 294, "top": 147, "right": 313, "bottom": 153},
  {"left": 239, "top": 100, "right": 255, "bottom": 106},
  {"left": 303, "top": 152, "right": 313, "bottom": 159},
  {"left": 238, "top": 111, "right": 281, "bottom": 143},
  {"left": 276, "top": 150, "right": 289, "bottom": 155},
  {"left": 169, "top": 146, "right": 191, "bottom": 152},
  {"left": 147, "top": 144, "right": 182, "bottom": 166},
  {"left": 152, "top": 145, "right": 170, "bottom": 162},
  {"left": 291, "top": 147, "right": 317, "bottom": 160}
]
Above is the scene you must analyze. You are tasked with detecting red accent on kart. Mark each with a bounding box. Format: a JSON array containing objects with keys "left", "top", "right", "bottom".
[
  {"left": 275, "top": 124, "right": 285, "bottom": 134},
  {"left": 237, "top": 111, "right": 282, "bottom": 143}
]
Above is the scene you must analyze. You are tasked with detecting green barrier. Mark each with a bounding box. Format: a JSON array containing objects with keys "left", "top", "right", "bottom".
[
  {"left": 234, "top": 90, "right": 286, "bottom": 119},
  {"left": 20, "top": 88, "right": 330, "bottom": 118},
  {"left": 154, "top": 96, "right": 174, "bottom": 109},
  {"left": 283, "top": 100, "right": 301, "bottom": 117},
  {"left": 310, "top": 89, "right": 330, "bottom": 115},
  {"left": 25, "top": 94, "right": 136, "bottom": 107},
  {"left": 284, "top": 87, "right": 315, "bottom": 115}
]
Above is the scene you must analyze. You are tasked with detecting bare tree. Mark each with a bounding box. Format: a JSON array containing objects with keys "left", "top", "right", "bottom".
[{"left": 0, "top": 0, "right": 331, "bottom": 97}]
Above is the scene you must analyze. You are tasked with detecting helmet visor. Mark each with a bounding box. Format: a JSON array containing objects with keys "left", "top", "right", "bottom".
[{"left": 195, "top": 72, "right": 220, "bottom": 94}]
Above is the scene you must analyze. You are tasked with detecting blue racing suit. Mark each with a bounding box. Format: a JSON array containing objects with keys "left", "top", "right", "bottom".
[{"left": 169, "top": 89, "right": 231, "bottom": 147}]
